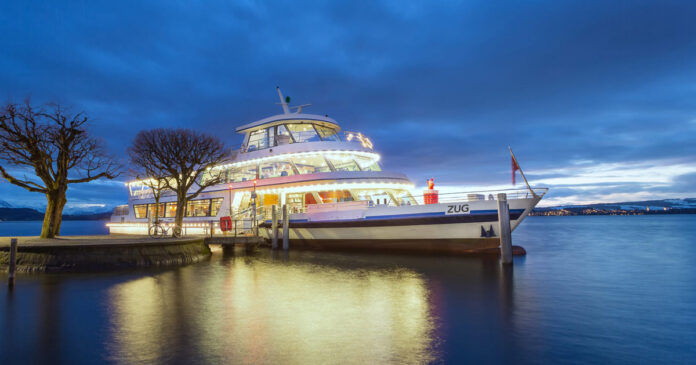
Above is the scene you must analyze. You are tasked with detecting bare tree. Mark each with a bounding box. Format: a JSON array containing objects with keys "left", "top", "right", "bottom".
[
  {"left": 0, "top": 101, "right": 119, "bottom": 238},
  {"left": 128, "top": 128, "right": 227, "bottom": 236}
]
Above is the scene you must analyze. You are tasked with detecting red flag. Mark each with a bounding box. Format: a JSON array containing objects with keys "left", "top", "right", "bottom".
[{"left": 512, "top": 155, "right": 520, "bottom": 185}]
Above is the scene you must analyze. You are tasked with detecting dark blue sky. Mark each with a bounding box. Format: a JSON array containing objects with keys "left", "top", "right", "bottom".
[{"left": 1, "top": 1, "right": 696, "bottom": 211}]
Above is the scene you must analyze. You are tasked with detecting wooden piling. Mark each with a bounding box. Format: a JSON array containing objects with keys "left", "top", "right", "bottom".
[
  {"left": 8, "top": 238, "right": 17, "bottom": 287},
  {"left": 282, "top": 204, "right": 289, "bottom": 251},
  {"left": 271, "top": 205, "right": 278, "bottom": 249},
  {"left": 497, "top": 193, "right": 513, "bottom": 264}
]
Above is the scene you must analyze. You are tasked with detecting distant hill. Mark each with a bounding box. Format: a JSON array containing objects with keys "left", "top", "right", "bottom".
[
  {"left": 0, "top": 200, "right": 12, "bottom": 208},
  {"left": 0, "top": 207, "right": 43, "bottom": 220},
  {"left": 533, "top": 198, "right": 696, "bottom": 216},
  {"left": 0, "top": 207, "right": 111, "bottom": 221}
]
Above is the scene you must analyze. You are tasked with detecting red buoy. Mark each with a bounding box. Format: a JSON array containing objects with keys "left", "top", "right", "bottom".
[{"left": 219, "top": 216, "right": 232, "bottom": 232}]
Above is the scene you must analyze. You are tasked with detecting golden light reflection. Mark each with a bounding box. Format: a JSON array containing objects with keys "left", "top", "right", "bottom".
[{"left": 106, "top": 253, "right": 437, "bottom": 364}]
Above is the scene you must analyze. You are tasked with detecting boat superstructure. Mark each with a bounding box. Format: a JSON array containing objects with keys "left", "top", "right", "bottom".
[{"left": 109, "top": 88, "right": 546, "bottom": 254}]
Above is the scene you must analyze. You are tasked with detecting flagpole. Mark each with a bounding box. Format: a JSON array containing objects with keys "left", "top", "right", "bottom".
[{"left": 509, "top": 146, "right": 538, "bottom": 198}]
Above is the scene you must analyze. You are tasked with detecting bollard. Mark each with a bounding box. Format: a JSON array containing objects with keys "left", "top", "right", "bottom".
[
  {"left": 8, "top": 238, "right": 17, "bottom": 287},
  {"left": 497, "top": 193, "right": 513, "bottom": 265},
  {"left": 271, "top": 205, "right": 278, "bottom": 249},
  {"left": 210, "top": 221, "right": 214, "bottom": 238},
  {"left": 282, "top": 204, "right": 289, "bottom": 251}
]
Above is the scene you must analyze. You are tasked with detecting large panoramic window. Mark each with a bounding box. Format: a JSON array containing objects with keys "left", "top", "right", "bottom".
[
  {"left": 326, "top": 154, "right": 360, "bottom": 172},
  {"left": 318, "top": 190, "right": 354, "bottom": 203},
  {"left": 246, "top": 129, "right": 268, "bottom": 151},
  {"left": 134, "top": 204, "right": 148, "bottom": 219},
  {"left": 148, "top": 203, "right": 166, "bottom": 218},
  {"left": 186, "top": 199, "right": 210, "bottom": 217},
  {"left": 354, "top": 155, "right": 381, "bottom": 171},
  {"left": 165, "top": 202, "right": 178, "bottom": 218},
  {"left": 289, "top": 155, "right": 331, "bottom": 174},
  {"left": 228, "top": 164, "right": 257, "bottom": 182},
  {"left": 270, "top": 124, "right": 293, "bottom": 146},
  {"left": 259, "top": 161, "right": 295, "bottom": 179},
  {"left": 210, "top": 198, "right": 223, "bottom": 216},
  {"left": 315, "top": 125, "right": 341, "bottom": 141},
  {"left": 286, "top": 124, "right": 321, "bottom": 143}
]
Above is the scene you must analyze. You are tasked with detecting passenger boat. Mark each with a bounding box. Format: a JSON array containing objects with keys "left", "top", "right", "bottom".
[{"left": 108, "top": 88, "right": 547, "bottom": 253}]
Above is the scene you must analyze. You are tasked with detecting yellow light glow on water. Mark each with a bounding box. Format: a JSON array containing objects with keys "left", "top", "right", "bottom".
[
  {"left": 105, "top": 253, "right": 437, "bottom": 364},
  {"left": 108, "top": 254, "right": 434, "bottom": 364}
]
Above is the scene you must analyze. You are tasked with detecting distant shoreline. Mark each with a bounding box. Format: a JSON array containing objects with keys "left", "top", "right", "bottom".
[
  {"left": 0, "top": 218, "right": 110, "bottom": 222},
  {"left": 531, "top": 208, "right": 696, "bottom": 216},
  {"left": 0, "top": 207, "right": 111, "bottom": 221}
]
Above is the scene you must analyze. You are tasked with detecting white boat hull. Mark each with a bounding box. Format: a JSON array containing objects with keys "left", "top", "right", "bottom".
[{"left": 259, "top": 196, "right": 540, "bottom": 253}]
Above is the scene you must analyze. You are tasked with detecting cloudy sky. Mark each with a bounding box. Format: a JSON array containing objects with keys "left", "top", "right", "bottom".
[{"left": 1, "top": 0, "right": 695, "bottom": 211}]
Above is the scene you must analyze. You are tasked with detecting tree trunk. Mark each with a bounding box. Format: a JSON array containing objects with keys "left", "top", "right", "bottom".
[
  {"left": 174, "top": 193, "right": 186, "bottom": 237},
  {"left": 41, "top": 190, "right": 66, "bottom": 238},
  {"left": 52, "top": 192, "right": 67, "bottom": 236}
]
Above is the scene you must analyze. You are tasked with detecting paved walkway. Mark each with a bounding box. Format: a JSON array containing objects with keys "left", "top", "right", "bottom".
[{"left": 0, "top": 235, "right": 205, "bottom": 247}]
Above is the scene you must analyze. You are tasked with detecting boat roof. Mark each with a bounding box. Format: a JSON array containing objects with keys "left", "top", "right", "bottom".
[{"left": 235, "top": 113, "right": 340, "bottom": 134}]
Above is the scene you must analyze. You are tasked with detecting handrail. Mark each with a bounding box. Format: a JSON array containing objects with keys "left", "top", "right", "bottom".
[
  {"left": 409, "top": 187, "right": 548, "bottom": 203},
  {"left": 413, "top": 187, "right": 548, "bottom": 197}
]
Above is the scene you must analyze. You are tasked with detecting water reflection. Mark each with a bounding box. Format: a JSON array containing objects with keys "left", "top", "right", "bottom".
[
  {"left": 3, "top": 216, "right": 696, "bottom": 363},
  {"left": 106, "top": 249, "right": 450, "bottom": 364}
]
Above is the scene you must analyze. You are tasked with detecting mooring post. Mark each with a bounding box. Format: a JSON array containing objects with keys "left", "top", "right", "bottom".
[
  {"left": 497, "top": 193, "right": 513, "bottom": 264},
  {"left": 271, "top": 205, "right": 278, "bottom": 249},
  {"left": 282, "top": 204, "right": 289, "bottom": 251},
  {"left": 8, "top": 238, "right": 17, "bottom": 287}
]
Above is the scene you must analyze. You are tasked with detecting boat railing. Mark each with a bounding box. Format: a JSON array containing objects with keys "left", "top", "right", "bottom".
[{"left": 409, "top": 187, "right": 548, "bottom": 204}]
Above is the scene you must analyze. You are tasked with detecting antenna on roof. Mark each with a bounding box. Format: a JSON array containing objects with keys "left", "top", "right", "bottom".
[
  {"left": 276, "top": 87, "right": 311, "bottom": 114},
  {"left": 276, "top": 86, "right": 290, "bottom": 114},
  {"left": 291, "top": 104, "right": 311, "bottom": 114}
]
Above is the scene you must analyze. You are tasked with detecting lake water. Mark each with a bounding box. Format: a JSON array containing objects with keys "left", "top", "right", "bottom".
[
  {"left": 1, "top": 216, "right": 695, "bottom": 364},
  {"left": 0, "top": 220, "right": 109, "bottom": 237}
]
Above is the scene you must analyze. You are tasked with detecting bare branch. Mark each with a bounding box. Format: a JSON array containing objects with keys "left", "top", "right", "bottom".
[
  {"left": 128, "top": 128, "right": 228, "bottom": 236},
  {"left": 0, "top": 100, "right": 121, "bottom": 238}
]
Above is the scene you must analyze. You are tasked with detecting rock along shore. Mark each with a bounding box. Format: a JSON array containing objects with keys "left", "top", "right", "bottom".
[{"left": 0, "top": 235, "right": 211, "bottom": 272}]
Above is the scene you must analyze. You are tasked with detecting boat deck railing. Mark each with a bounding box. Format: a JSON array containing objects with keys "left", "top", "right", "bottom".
[{"left": 409, "top": 187, "right": 548, "bottom": 204}]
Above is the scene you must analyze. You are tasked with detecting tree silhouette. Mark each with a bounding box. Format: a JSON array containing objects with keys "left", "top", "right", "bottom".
[
  {"left": 0, "top": 101, "right": 119, "bottom": 238},
  {"left": 128, "top": 128, "right": 227, "bottom": 236}
]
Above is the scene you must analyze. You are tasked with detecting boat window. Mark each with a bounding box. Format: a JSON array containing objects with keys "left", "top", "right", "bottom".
[
  {"left": 259, "top": 161, "right": 295, "bottom": 179},
  {"left": 289, "top": 155, "right": 331, "bottom": 174},
  {"left": 186, "top": 199, "right": 210, "bottom": 217},
  {"left": 315, "top": 125, "right": 341, "bottom": 141},
  {"left": 271, "top": 125, "right": 293, "bottom": 146},
  {"left": 148, "top": 203, "right": 166, "bottom": 218},
  {"left": 200, "top": 169, "right": 226, "bottom": 186},
  {"left": 165, "top": 202, "right": 177, "bottom": 218},
  {"left": 113, "top": 205, "right": 129, "bottom": 216},
  {"left": 247, "top": 129, "right": 268, "bottom": 151},
  {"left": 326, "top": 155, "right": 361, "bottom": 172},
  {"left": 286, "top": 124, "right": 321, "bottom": 143},
  {"left": 354, "top": 155, "right": 381, "bottom": 171},
  {"left": 134, "top": 204, "right": 148, "bottom": 219},
  {"left": 228, "top": 164, "right": 258, "bottom": 182},
  {"left": 211, "top": 198, "right": 223, "bottom": 216},
  {"left": 318, "top": 190, "right": 354, "bottom": 203}
]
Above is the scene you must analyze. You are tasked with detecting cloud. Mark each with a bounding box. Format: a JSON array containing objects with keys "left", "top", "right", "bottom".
[{"left": 1, "top": 0, "right": 696, "bottom": 207}]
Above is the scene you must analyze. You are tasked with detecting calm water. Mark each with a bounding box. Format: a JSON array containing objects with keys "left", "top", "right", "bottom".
[
  {"left": 0, "top": 220, "right": 109, "bottom": 236},
  {"left": 1, "top": 216, "right": 695, "bottom": 364}
]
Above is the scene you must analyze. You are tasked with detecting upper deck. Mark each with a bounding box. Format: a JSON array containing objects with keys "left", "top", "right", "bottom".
[{"left": 236, "top": 88, "right": 373, "bottom": 154}]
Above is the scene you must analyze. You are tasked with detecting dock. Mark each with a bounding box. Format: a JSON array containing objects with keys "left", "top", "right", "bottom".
[{"left": 0, "top": 235, "right": 211, "bottom": 272}]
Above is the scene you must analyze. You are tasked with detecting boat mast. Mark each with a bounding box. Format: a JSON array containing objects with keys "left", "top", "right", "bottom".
[
  {"left": 276, "top": 86, "right": 290, "bottom": 114},
  {"left": 509, "top": 146, "right": 538, "bottom": 198}
]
